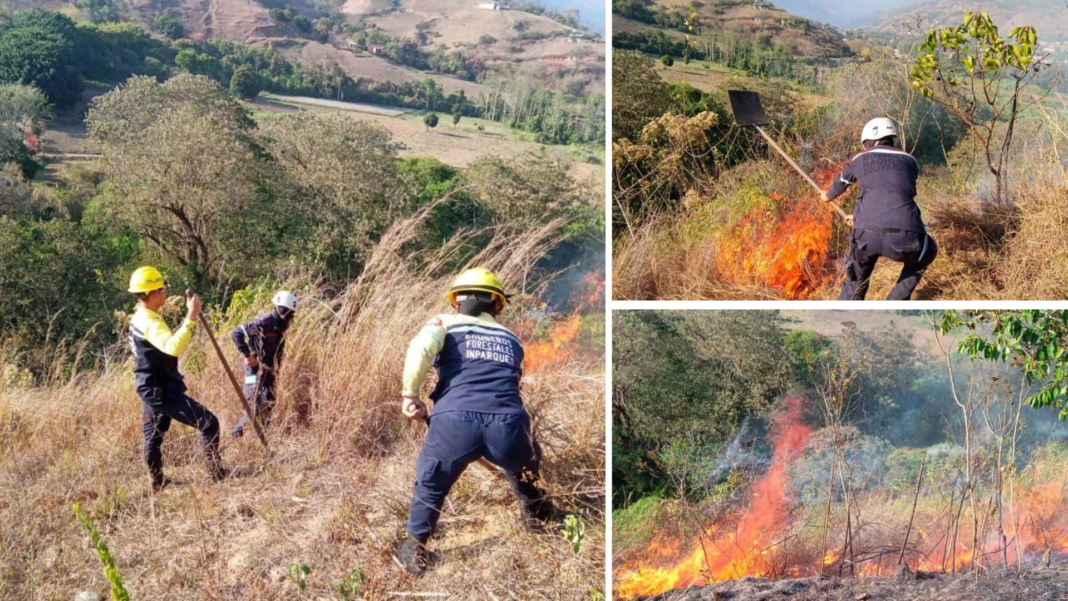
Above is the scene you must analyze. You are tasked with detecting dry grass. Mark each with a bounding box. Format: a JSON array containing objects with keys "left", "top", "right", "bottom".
[
  {"left": 0, "top": 207, "right": 605, "bottom": 600},
  {"left": 612, "top": 165, "right": 1068, "bottom": 301}
]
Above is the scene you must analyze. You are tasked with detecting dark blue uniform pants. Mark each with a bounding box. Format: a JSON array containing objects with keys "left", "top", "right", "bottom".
[
  {"left": 232, "top": 366, "right": 277, "bottom": 436},
  {"left": 407, "top": 411, "right": 544, "bottom": 542},
  {"left": 141, "top": 388, "right": 221, "bottom": 476},
  {"left": 840, "top": 227, "right": 938, "bottom": 301}
]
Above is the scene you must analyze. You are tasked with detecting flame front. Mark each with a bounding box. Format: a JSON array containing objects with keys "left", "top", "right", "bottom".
[
  {"left": 525, "top": 315, "right": 582, "bottom": 373},
  {"left": 614, "top": 397, "right": 814, "bottom": 599},
  {"left": 713, "top": 165, "right": 848, "bottom": 299},
  {"left": 613, "top": 396, "right": 1068, "bottom": 600}
]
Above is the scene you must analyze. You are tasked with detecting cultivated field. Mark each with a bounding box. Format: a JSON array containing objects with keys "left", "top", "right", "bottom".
[{"left": 250, "top": 97, "right": 605, "bottom": 183}]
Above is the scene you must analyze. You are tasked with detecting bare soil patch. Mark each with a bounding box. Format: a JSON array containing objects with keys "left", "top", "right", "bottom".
[{"left": 286, "top": 41, "right": 487, "bottom": 96}]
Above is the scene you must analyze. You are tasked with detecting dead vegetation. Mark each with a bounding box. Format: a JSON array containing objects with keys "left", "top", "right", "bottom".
[
  {"left": 0, "top": 207, "right": 606, "bottom": 600},
  {"left": 611, "top": 49, "right": 1068, "bottom": 301}
]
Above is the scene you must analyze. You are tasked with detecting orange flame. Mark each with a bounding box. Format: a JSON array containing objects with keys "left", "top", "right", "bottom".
[
  {"left": 579, "top": 269, "right": 607, "bottom": 311},
  {"left": 614, "top": 398, "right": 1068, "bottom": 599},
  {"left": 713, "top": 164, "right": 849, "bottom": 299},
  {"left": 614, "top": 397, "right": 814, "bottom": 599},
  {"left": 524, "top": 315, "right": 582, "bottom": 373}
]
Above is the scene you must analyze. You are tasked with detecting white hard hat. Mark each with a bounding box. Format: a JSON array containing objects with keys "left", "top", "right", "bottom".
[
  {"left": 272, "top": 290, "right": 297, "bottom": 311},
  {"left": 861, "top": 117, "right": 899, "bottom": 143}
]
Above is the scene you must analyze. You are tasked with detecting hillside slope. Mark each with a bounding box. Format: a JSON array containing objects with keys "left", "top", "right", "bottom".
[
  {"left": 613, "top": 0, "right": 850, "bottom": 61},
  {"left": 0, "top": 0, "right": 605, "bottom": 96},
  {"left": 867, "top": 0, "right": 1068, "bottom": 41},
  {"left": 355, "top": 0, "right": 605, "bottom": 92},
  {"left": 0, "top": 213, "right": 607, "bottom": 600}
]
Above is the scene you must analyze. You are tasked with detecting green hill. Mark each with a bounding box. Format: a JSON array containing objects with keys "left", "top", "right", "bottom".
[{"left": 613, "top": 0, "right": 854, "bottom": 82}]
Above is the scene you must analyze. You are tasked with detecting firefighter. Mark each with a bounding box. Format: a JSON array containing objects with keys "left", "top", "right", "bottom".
[
  {"left": 229, "top": 291, "right": 297, "bottom": 438},
  {"left": 821, "top": 117, "right": 938, "bottom": 300},
  {"left": 392, "top": 268, "right": 557, "bottom": 576},
  {"left": 126, "top": 266, "right": 227, "bottom": 491}
]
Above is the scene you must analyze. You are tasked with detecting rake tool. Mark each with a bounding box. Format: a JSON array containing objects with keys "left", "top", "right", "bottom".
[
  {"left": 189, "top": 290, "right": 269, "bottom": 452},
  {"left": 727, "top": 90, "right": 851, "bottom": 224}
]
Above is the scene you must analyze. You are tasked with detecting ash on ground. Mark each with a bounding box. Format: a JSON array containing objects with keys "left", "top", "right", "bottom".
[{"left": 638, "top": 563, "right": 1068, "bottom": 601}]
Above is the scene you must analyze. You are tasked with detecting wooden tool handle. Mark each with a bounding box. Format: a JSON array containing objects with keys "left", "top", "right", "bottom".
[
  {"left": 197, "top": 307, "right": 269, "bottom": 451},
  {"left": 754, "top": 126, "right": 851, "bottom": 223}
]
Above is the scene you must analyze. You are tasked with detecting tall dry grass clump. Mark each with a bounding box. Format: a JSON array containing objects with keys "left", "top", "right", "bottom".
[{"left": 0, "top": 203, "right": 605, "bottom": 600}]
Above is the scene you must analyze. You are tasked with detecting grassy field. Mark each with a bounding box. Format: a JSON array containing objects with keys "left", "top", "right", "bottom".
[
  {"left": 249, "top": 96, "right": 606, "bottom": 185},
  {"left": 653, "top": 60, "right": 748, "bottom": 93},
  {"left": 0, "top": 210, "right": 607, "bottom": 600}
]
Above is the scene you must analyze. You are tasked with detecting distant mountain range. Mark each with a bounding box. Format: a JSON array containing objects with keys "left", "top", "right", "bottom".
[
  {"left": 770, "top": 0, "right": 928, "bottom": 29},
  {"left": 771, "top": 0, "right": 1068, "bottom": 39},
  {"left": 865, "top": 0, "right": 1068, "bottom": 41}
]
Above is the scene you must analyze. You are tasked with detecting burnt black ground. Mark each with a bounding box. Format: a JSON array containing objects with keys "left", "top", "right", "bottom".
[{"left": 638, "top": 563, "right": 1068, "bottom": 601}]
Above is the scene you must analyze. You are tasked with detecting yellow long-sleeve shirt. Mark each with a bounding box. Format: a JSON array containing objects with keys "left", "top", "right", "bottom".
[
  {"left": 402, "top": 313, "right": 516, "bottom": 397},
  {"left": 128, "top": 306, "right": 196, "bottom": 392},
  {"left": 131, "top": 306, "right": 195, "bottom": 357}
]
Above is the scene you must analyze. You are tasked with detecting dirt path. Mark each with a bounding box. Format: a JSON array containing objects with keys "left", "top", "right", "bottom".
[
  {"left": 260, "top": 94, "right": 408, "bottom": 116},
  {"left": 639, "top": 565, "right": 1068, "bottom": 601}
]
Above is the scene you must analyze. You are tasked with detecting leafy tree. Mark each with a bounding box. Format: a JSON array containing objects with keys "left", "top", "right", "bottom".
[
  {"left": 258, "top": 112, "right": 407, "bottom": 278},
  {"left": 451, "top": 110, "right": 461, "bottom": 127},
  {"left": 612, "top": 51, "right": 669, "bottom": 141},
  {"left": 660, "top": 54, "right": 673, "bottom": 67},
  {"left": 940, "top": 309, "right": 1068, "bottom": 420},
  {"left": 0, "top": 9, "right": 82, "bottom": 106},
  {"left": 154, "top": 14, "right": 183, "bottom": 39},
  {"left": 75, "top": 21, "right": 167, "bottom": 82},
  {"left": 87, "top": 75, "right": 263, "bottom": 286},
  {"left": 465, "top": 151, "right": 592, "bottom": 235},
  {"left": 229, "top": 66, "right": 261, "bottom": 99},
  {"left": 423, "top": 112, "right": 439, "bottom": 130},
  {"left": 421, "top": 78, "right": 439, "bottom": 110},
  {"left": 0, "top": 175, "right": 136, "bottom": 374},
  {"left": 292, "top": 15, "right": 312, "bottom": 33},
  {"left": 910, "top": 12, "right": 1042, "bottom": 203},
  {"left": 76, "top": 0, "right": 116, "bottom": 23},
  {"left": 0, "top": 83, "right": 48, "bottom": 174},
  {"left": 612, "top": 310, "right": 793, "bottom": 504}
]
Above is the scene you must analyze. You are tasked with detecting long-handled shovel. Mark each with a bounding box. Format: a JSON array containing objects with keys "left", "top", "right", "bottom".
[
  {"left": 189, "top": 291, "right": 269, "bottom": 452},
  {"left": 728, "top": 90, "right": 851, "bottom": 224}
]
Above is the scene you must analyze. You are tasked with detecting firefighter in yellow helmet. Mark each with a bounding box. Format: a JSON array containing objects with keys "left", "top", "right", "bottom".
[
  {"left": 126, "top": 267, "right": 228, "bottom": 491},
  {"left": 392, "top": 268, "right": 556, "bottom": 575}
]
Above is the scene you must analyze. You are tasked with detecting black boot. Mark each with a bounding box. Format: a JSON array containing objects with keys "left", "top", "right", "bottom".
[
  {"left": 210, "top": 465, "right": 231, "bottom": 482},
  {"left": 150, "top": 472, "right": 174, "bottom": 492},
  {"left": 520, "top": 497, "right": 560, "bottom": 531},
  {"left": 392, "top": 536, "right": 429, "bottom": 576}
]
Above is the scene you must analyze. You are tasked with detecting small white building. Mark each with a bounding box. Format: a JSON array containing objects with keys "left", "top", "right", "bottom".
[{"left": 478, "top": 1, "right": 500, "bottom": 9}]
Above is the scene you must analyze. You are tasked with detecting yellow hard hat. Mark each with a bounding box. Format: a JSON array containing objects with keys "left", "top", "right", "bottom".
[
  {"left": 128, "top": 266, "right": 166, "bottom": 294},
  {"left": 446, "top": 268, "right": 508, "bottom": 306}
]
